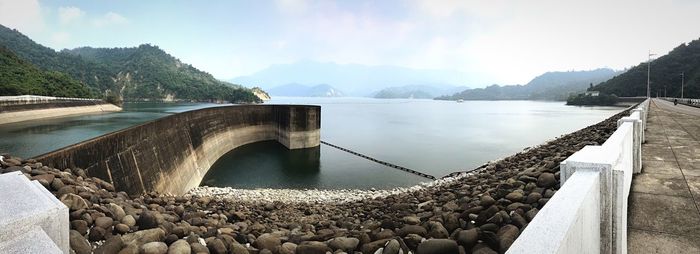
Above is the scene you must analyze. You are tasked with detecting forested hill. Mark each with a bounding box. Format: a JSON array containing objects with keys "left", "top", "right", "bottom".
[
  {"left": 592, "top": 38, "right": 700, "bottom": 98},
  {"left": 437, "top": 69, "right": 618, "bottom": 101},
  {"left": 0, "top": 25, "right": 260, "bottom": 103},
  {"left": 0, "top": 46, "right": 94, "bottom": 97}
]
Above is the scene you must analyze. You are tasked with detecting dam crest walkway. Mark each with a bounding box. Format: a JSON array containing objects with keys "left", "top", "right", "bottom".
[{"left": 628, "top": 99, "right": 700, "bottom": 253}]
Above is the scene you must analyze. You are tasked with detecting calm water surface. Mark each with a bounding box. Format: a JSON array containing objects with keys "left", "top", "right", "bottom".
[{"left": 0, "top": 98, "right": 623, "bottom": 189}]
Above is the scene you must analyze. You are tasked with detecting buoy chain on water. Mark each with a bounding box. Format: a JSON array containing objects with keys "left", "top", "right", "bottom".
[{"left": 320, "top": 140, "right": 436, "bottom": 180}]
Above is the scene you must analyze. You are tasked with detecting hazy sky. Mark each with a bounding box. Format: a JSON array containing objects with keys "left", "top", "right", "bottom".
[{"left": 1, "top": 0, "right": 700, "bottom": 86}]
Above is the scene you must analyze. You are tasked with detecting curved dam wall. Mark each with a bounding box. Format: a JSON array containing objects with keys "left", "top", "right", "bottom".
[{"left": 32, "top": 105, "right": 320, "bottom": 195}]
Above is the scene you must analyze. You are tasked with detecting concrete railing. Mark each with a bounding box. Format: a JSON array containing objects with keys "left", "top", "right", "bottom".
[
  {"left": 508, "top": 99, "right": 649, "bottom": 254},
  {"left": 661, "top": 97, "right": 700, "bottom": 107},
  {"left": 0, "top": 171, "right": 69, "bottom": 253},
  {"left": 0, "top": 95, "right": 101, "bottom": 107}
]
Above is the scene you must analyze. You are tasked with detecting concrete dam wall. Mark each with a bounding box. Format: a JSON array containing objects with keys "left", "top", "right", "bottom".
[{"left": 32, "top": 105, "right": 321, "bottom": 195}]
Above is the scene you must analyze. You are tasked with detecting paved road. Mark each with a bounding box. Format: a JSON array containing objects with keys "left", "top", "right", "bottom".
[{"left": 627, "top": 98, "right": 700, "bottom": 253}]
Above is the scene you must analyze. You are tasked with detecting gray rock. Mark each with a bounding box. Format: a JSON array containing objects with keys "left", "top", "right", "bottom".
[
  {"left": 525, "top": 208, "right": 539, "bottom": 222},
  {"left": 167, "top": 240, "right": 191, "bottom": 254},
  {"left": 140, "top": 242, "right": 168, "bottom": 254},
  {"left": 480, "top": 195, "right": 496, "bottom": 207},
  {"left": 397, "top": 225, "right": 427, "bottom": 237},
  {"left": 537, "top": 173, "right": 556, "bottom": 188},
  {"left": 119, "top": 243, "right": 139, "bottom": 254},
  {"left": 230, "top": 241, "right": 250, "bottom": 254},
  {"left": 122, "top": 215, "right": 136, "bottom": 227},
  {"left": 137, "top": 211, "right": 159, "bottom": 230},
  {"left": 505, "top": 192, "right": 523, "bottom": 202},
  {"left": 94, "top": 235, "right": 124, "bottom": 254},
  {"left": 497, "top": 224, "right": 520, "bottom": 251},
  {"left": 95, "top": 216, "right": 115, "bottom": 229},
  {"left": 69, "top": 230, "right": 92, "bottom": 254},
  {"left": 206, "top": 238, "right": 227, "bottom": 254},
  {"left": 115, "top": 223, "right": 130, "bottom": 234},
  {"left": 416, "top": 239, "right": 459, "bottom": 254},
  {"left": 190, "top": 243, "right": 210, "bottom": 254},
  {"left": 89, "top": 227, "right": 106, "bottom": 241},
  {"left": 362, "top": 239, "right": 391, "bottom": 254},
  {"left": 61, "top": 193, "right": 89, "bottom": 211},
  {"left": 255, "top": 233, "right": 281, "bottom": 252},
  {"left": 108, "top": 203, "right": 127, "bottom": 220},
  {"left": 71, "top": 219, "right": 89, "bottom": 235},
  {"left": 296, "top": 241, "right": 331, "bottom": 254},
  {"left": 122, "top": 228, "right": 166, "bottom": 246},
  {"left": 427, "top": 221, "right": 449, "bottom": 239},
  {"left": 382, "top": 239, "right": 400, "bottom": 254},
  {"left": 524, "top": 192, "right": 542, "bottom": 204},
  {"left": 472, "top": 244, "right": 498, "bottom": 254},
  {"left": 50, "top": 178, "right": 64, "bottom": 191},
  {"left": 328, "top": 236, "right": 359, "bottom": 252},
  {"left": 403, "top": 216, "right": 421, "bottom": 225},
  {"left": 456, "top": 228, "right": 478, "bottom": 249},
  {"left": 279, "top": 242, "right": 296, "bottom": 254}
]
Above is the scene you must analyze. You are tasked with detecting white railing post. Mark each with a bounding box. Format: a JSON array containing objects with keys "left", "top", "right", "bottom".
[
  {"left": 560, "top": 146, "right": 614, "bottom": 254},
  {"left": 618, "top": 116, "right": 642, "bottom": 174}
]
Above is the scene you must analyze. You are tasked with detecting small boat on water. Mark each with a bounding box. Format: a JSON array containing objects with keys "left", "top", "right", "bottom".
[{"left": 456, "top": 99, "right": 464, "bottom": 103}]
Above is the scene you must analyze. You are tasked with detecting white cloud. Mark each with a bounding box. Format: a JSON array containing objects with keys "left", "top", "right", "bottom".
[
  {"left": 92, "top": 12, "right": 128, "bottom": 27},
  {"left": 275, "top": 0, "right": 309, "bottom": 15},
  {"left": 58, "top": 6, "right": 84, "bottom": 25},
  {"left": 0, "top": 0, "right": 44, "bottom": 34}
]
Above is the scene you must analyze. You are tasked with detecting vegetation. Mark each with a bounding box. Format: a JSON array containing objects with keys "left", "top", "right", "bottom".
[
  {"left": 592, "top": 38, "right": 700, "bottom": 98},
  {"left": 436, "top": 69, "right": 619, "bottom": 101},
  {"left": 0, "top": 25, "right": 261, "bottom": 103},
  {"left": 251, "top": 87, "right": 271, "bottom": 100},
  {"left": 0, "top": 46, "right": 95, "bottom": 97},
  {"left": 566, "top": 93, "right": 618, "bottom": 106}
]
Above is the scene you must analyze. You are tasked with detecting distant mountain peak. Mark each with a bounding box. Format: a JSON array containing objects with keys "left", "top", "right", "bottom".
[{"left": 230, "top": 60, "right": 474, "bottom": 96}]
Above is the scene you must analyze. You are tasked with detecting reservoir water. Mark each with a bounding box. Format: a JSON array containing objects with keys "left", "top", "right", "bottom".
[{"left": 0, "top": 98, "right": 623, "bottom": 189}]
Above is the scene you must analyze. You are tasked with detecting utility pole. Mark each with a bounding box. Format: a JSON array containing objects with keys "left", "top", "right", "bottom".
[
  {"left": 647, "top": 50, "right": 656, "bottom": 98},
  {"left": 681, "top": 72, "right": 685, "bottom": 99},
  {"left": 665, "top": 85, "right": 667, "bottom": 97}
]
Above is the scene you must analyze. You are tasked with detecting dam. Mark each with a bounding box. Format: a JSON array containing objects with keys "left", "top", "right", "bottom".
[{"left": 31, "top": 105, "right": 321, "bottom": 195}]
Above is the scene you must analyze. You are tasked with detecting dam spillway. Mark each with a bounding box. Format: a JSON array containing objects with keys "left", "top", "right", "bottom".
[{"left": 31, "top": 105, "right": 321, "bottom": 195}]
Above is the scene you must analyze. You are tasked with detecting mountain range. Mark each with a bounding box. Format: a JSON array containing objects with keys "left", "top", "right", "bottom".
[
  {"left": 230, "top": 60, "right": 472, "bottom": 96},
  {"left": 0, "top": 24, "right": 260, "bottom": 103},
  {"left": 437, "top": 68, "right": 620, "bottom": 101},
  {"left": 267, "top": 83, "right": 344, "bottom": 97},
  {"left": 372, "top": 85, "right": 468, "bottom": 99}
]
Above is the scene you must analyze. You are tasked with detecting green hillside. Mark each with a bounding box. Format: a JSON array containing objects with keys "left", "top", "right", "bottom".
[
  {"left": 592, "top": 39, "right": 700, "bottom": 98},
  {"left": 0, "top": 25, "right": 260, "bottom": 103},
  {"left": 0, "top": 46, "right": 94, "bottom": 97}
]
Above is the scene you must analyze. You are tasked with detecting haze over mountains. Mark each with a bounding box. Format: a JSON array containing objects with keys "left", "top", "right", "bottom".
[
  {"left": 230, "top": 60, "right": 473, "bottom": 97},
  {"left": 437, "top": 69, "right": 620, "bottom": 101}
]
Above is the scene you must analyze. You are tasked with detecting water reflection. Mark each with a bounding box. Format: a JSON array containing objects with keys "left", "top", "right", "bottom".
[{"left": 201, "top": 141, "right": 322, "bottom": 189}]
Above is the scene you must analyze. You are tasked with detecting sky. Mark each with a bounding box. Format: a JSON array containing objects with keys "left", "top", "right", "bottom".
[{"left": 1, "top": 0, "right": 700, "bottom": 86}]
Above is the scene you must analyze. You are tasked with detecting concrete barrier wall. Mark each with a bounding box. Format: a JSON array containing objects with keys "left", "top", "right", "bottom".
[
  {"left": 32, "top": 105, "right": 321, "bottom": 195},
  {"left": 0, "top": 95, "right": 102, "bottom": 107},
  {"left": 508, "top": 99, "right": 649, "bottom": 254},
  {"left": 661, "top": 97, "right": 700, "bottom": 107}
]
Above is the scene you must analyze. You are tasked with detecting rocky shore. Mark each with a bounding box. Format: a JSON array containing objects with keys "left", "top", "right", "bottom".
[{"left": 0, "top": 108, "right": 628, "bottom": 254}]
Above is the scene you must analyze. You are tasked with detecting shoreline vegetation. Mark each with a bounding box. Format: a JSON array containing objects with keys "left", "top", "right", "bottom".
[{"left": 0, "top": 105, "right": 630, "bottom": 254}]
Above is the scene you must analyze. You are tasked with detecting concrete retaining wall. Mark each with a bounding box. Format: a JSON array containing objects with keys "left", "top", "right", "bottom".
[
  {"left": 32, "top": 105, "right": 321, "bottom": 195},
  {"left": 508, "top": 99, "right": 649, "bottom": 254},
  {"left": 0, "top": 95, "right": 121, "bottom": 125}
]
